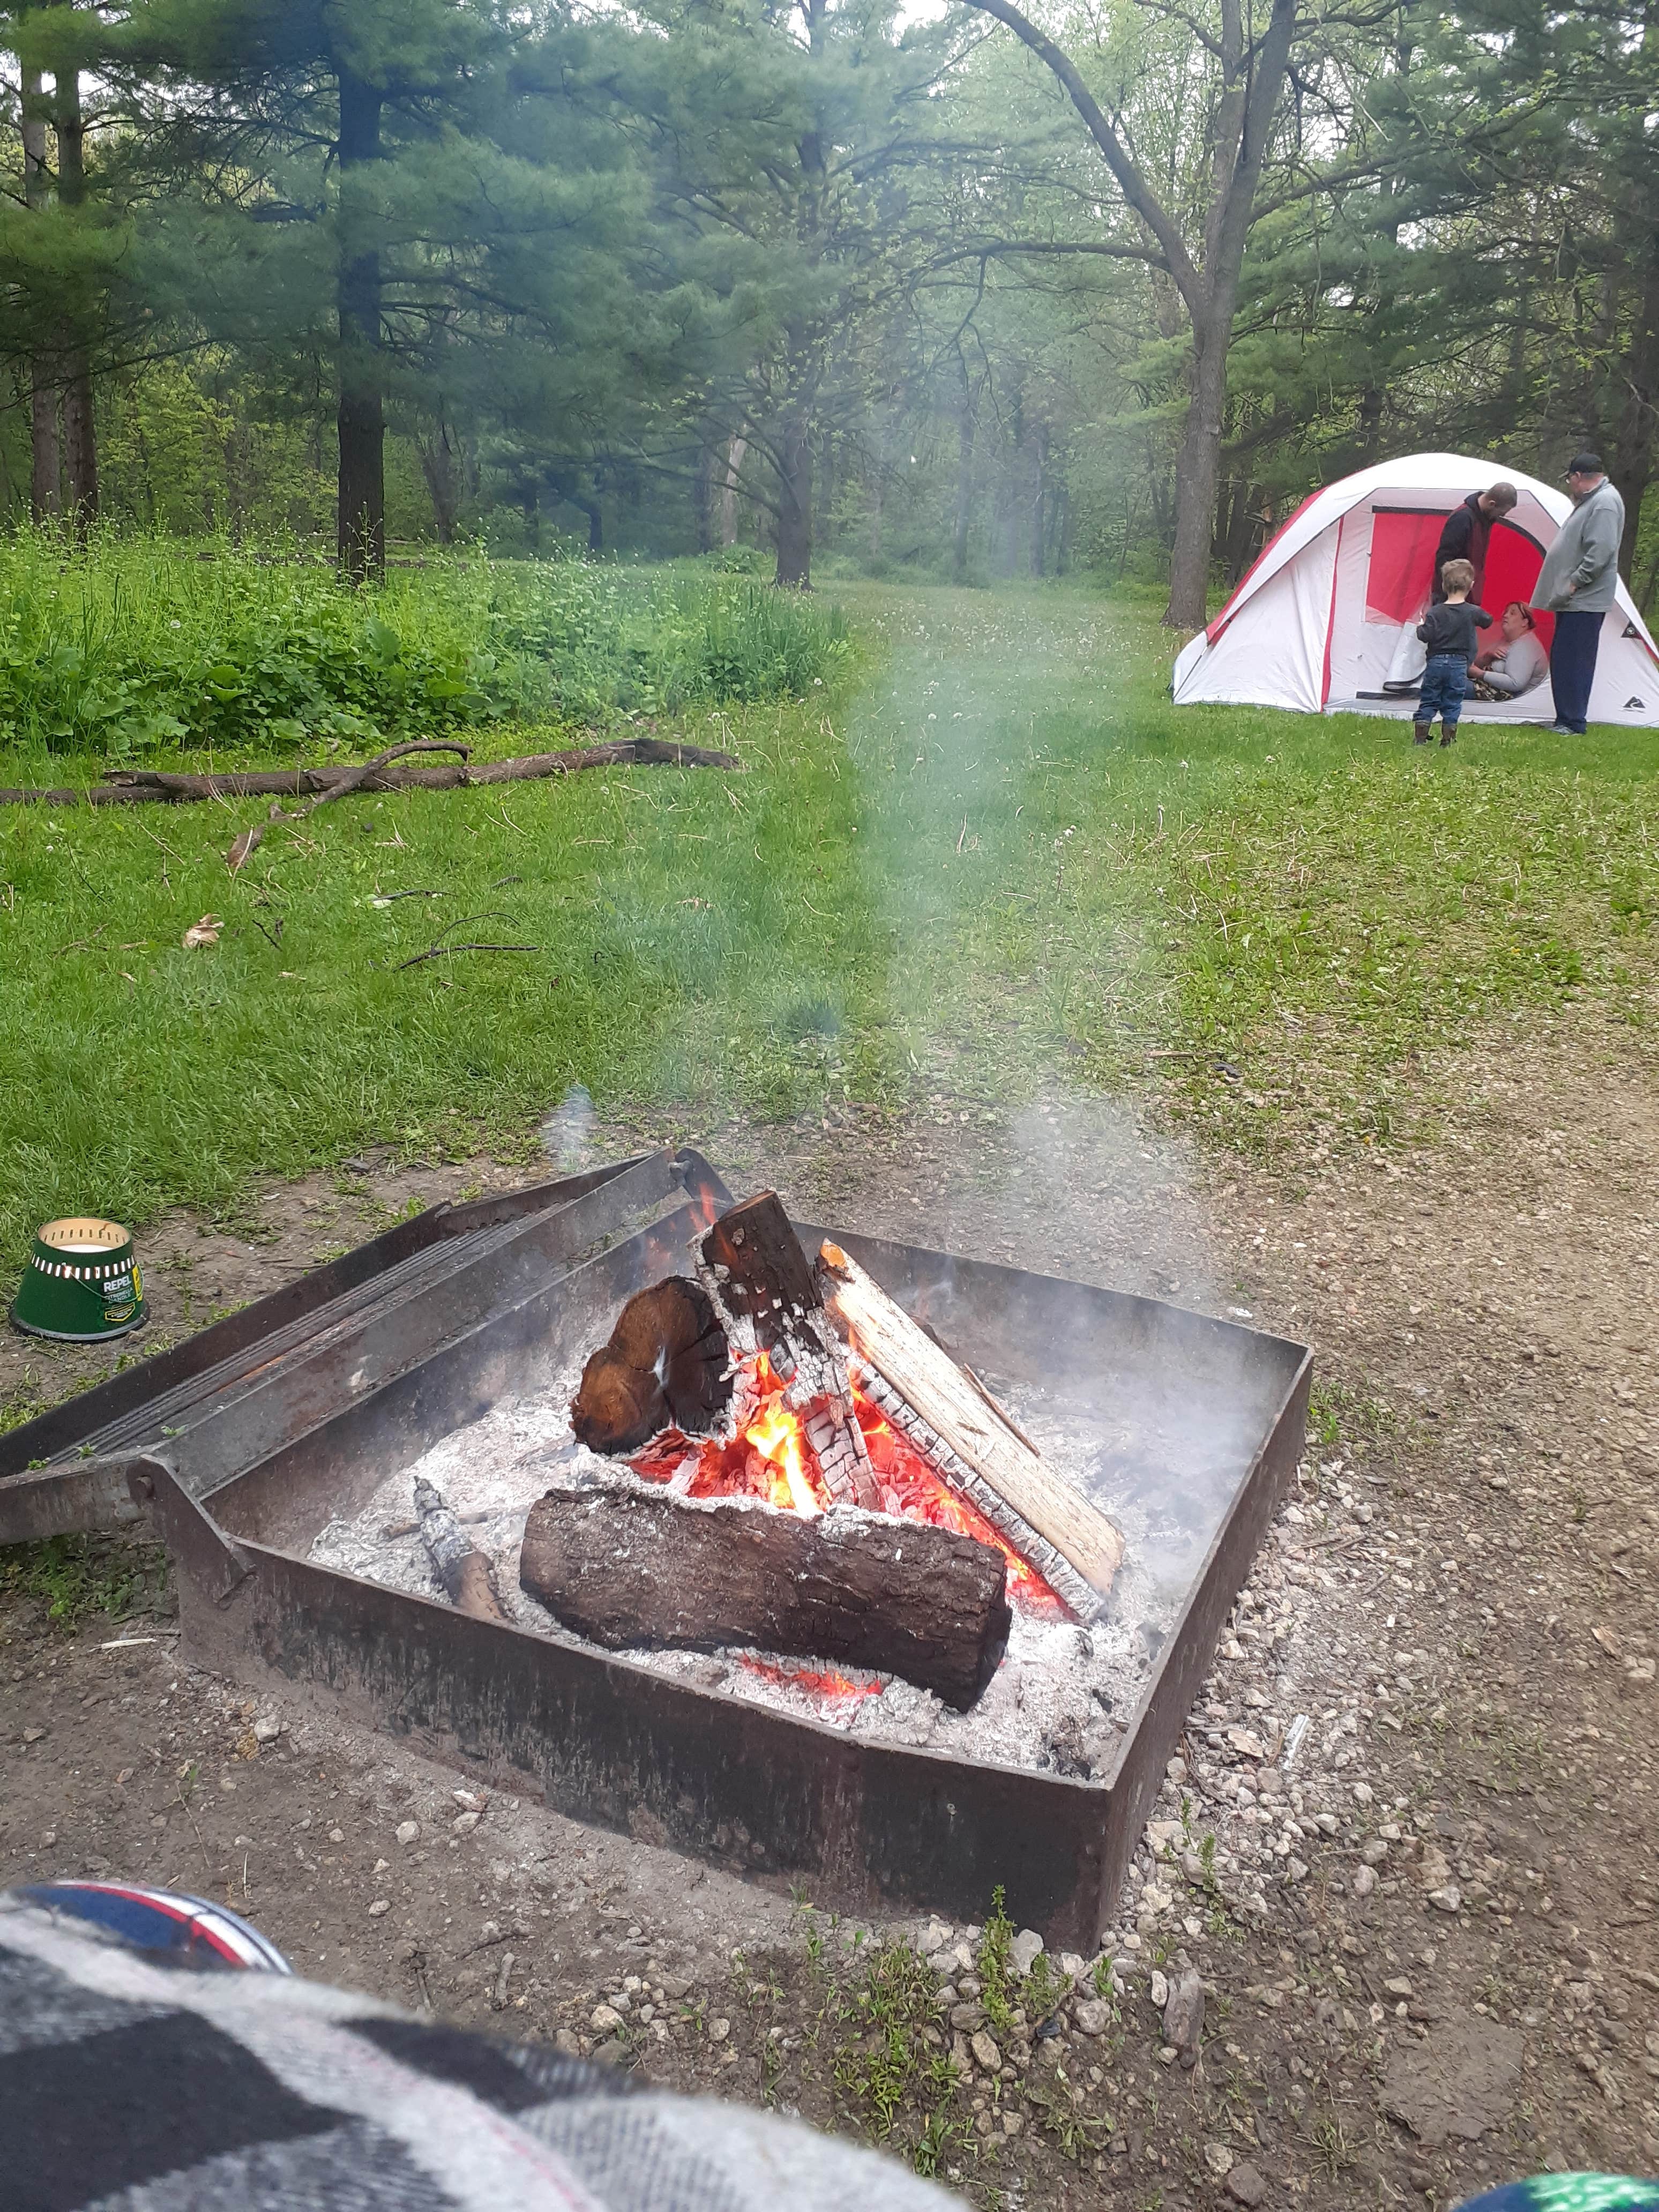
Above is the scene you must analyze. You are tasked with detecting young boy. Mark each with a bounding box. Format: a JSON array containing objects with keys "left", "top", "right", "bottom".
[{"left": 1413, "top": 558, "right": 1492, "bottom": 745}]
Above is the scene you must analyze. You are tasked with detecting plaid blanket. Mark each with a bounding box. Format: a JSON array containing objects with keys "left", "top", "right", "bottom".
[{"left": 0, "top": 1897, "right": 954, "bottom": 2211}]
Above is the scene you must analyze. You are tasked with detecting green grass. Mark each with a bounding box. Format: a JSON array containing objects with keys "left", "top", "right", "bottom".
[{"left": 3, "top": 578, "right": 1659, "bottom": 1265}]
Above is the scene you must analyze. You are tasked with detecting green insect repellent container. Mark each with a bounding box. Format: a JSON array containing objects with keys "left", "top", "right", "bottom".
[{"left": 11, "top": 1217, "right": 146, "bottom": 1342}]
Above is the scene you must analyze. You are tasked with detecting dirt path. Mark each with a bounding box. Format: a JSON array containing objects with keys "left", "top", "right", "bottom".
[{"left": 3, "top": 1013, "right": 1657, "bottom": 2207}]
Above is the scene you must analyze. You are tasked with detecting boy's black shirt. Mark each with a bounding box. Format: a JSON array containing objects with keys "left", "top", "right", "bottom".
[{"left": 1417, "top": 600, "right": 1493, "bottom": 659}]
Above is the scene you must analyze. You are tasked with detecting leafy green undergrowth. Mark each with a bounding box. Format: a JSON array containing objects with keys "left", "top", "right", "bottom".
[
  {"left": 0, "top": 531, "right": 850, "bottom": 761},
  {"left": 3, "top": 578, "right": 1659, "bottom": 1260}
]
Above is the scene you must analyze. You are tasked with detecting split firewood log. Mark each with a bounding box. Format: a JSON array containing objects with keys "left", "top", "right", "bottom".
[
  {"left": 571, "top": 1276, "right": 731, "bottom": 1455},
  {"left": 519, "top": 1477, "right": 1011, "bottom": 1709},
  {"left": 700, "top": 1193, "right": 879, "bottom": 1509},
  {"left": 817, "top": 1240, "right": 1126, "bottom": 1603},
  {"left": 414, "top": 1477, "right": 507, "bottom": 1623}
]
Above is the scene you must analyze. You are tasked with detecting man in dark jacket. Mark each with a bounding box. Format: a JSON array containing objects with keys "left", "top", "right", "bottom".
[{"left": 1431, "top": 482, "right": 1518, "bottom": 601}]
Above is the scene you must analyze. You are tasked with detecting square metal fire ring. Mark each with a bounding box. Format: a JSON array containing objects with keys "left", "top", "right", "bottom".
[{"left": 9, "top": 1147, "right": 1309, "bottom": 1947}]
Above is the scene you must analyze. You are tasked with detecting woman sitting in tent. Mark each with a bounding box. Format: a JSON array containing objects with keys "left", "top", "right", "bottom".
[{"left": 1470, "top": 603, "right": 1549, "bottom": 699}]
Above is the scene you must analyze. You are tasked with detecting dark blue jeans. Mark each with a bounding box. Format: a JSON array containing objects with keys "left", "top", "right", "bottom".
[
  {"left": 1549, "top": 607, "right": 1602, "bottom": 732},
  {"left": 1419, "top": 652, "right": 1469, "bottom": 727}
]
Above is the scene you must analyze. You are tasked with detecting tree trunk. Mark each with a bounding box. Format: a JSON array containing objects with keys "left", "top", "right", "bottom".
[
  {"left": 774, "top": 407, "right": 812, "bottom": 588},
  {"left": 1029, "top": 425, "right": 1048, "bottom": 578},
  {"left": 1614, "top": 258, "right": 1659, "bottom": 580},
  {"left": 720, "top": 431, "right": 747, "bottom": 545},
  {"left": 336, "top": 66, "right": 385, "bottom": 584},
  {"left": 952, "top": 384, "right": 974, "bottom": 583},
  {"left": 1164, "top": 310, "right": 1230, "bottom": 630},
  {"left": 417, "top": 422, "right": 461, "bottom": 544},
  {"left": 693, "top": 439, "right": 715, "bottom": 555},
  {"left": 54, "top": 72, "right": 96, "bottom": 536},
  {"left": 20, "top": 68, "right": 59, "bottom": 522},
  {"left": 519, "top": 1477, "right": 1012, "bottom": 1710}
]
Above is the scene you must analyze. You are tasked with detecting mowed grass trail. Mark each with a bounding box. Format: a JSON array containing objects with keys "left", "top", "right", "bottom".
[{"left": 4, "top": 578, "right": 1659, "bottom": 1264}]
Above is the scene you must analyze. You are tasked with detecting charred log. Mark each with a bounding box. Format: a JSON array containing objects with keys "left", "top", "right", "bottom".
[
  {"left": 414, "top": 1477, "right": 506, "bottom": 1623},
  {"left": 818, "top": 1240, "right": 1125, "bottom": 1604},
  {"left": 519, "top": 1477, "right": 1011, "bottom": 1709},
  {"left": 572, "top": 1277, "right": 731, "bottom": 1455},
  {"left": 700, "top": 1193, "right": 878, "bottom": 1509}
]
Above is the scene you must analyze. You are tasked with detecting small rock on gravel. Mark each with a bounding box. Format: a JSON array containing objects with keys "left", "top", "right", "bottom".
[
  {"left": 1353, "top": 1865, "right": 1377, "bottom": 1897},
  {"left": 252, "top": 1716, "right": 281, "bottom": 1743},
  {"left": 1163, "top": 1969, "right": 1205, "bottom": 2066},
  {"left": 1073, "top": 1999, "right": 1109, "bottom": 2037},
  {"left": 1010, "top": 1929, "right": 1044, "bottom": 1977},
  {"left": 368, "top": 1900, "right": 390, "bottom": 1918},
  {"left": 1149, "top": 1969, "right": 1169, "bottom": 2009},
  {"left": 395, "top": 1820, "right": 419, "bottom": 1846},
  {"left": 969, "top": 2030, "right": 1002, "bottom": 2072},
  {"left": 1226, "top": 2161, "right": 1267, "bottom": 2206},
  {"left": 1428, "top": 1884, "right": 1463, "bottom": 1914}
]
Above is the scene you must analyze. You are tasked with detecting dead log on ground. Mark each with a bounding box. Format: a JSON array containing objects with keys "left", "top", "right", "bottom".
[
  {"left": 0, "top": 736, "right": 742, "bottom": 809},
  {"left": 571, "top": 1277, "right": 732, "bottom": 1455},
  {"left": 519, "top": 1477, "right": 1011, "bottom": 1708},
  {"left": 700, "top": 1193, "right": 878, "bottom": 1509},
  {"left": 414, "top": 1476, "right": 507, "bottom": 1623},
  {"left": 818, "top": 1240, "right": 1125, "bottom": 1608}
]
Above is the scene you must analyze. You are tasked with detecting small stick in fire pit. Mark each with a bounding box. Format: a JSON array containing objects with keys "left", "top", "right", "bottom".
[
  {"left": 700, "top": 1193, "right": 879, "bottom": 1509},
  {"left": 414, "top": 1477, "right": 509, "bottom": 1623},
  {"left": 572, "top": 1277, "right": 732, "bottom": 1454},
  {"left": 817, "top": 1241, "right": 1126, "bottom": 1604}
]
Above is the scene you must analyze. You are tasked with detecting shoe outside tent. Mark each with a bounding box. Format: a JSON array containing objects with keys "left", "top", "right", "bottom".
[{"left": 1171, "top": 452, "right": 1659, "bottom": 727}]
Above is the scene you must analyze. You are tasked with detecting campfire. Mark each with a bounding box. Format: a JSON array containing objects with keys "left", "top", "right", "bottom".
[
  {"left": 133, "top": 1144, "right": 1307, "bottom": 1939},
  {"left": 413, "top": 1192, "right": 1130, "bottom": 1714}
]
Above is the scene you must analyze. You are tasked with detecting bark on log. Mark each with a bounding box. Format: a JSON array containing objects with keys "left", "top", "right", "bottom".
[
  {"left": 0, "top": 738, "right": 742, "bottom": 810},
  {"left": 818, "top": 1241, "right": 1125, "bottom": 1603},
  {"left": 700, "top": 1194, "right": 878, "bottom": 1509},
  {"left": 414, "top": 1477, "right": 507, "bottom": 1623},
  {"left": 519, "top": 1477, "right": 1011, "bottom": 1709},
  {"left": 571, "top": 1277, "right": 731, "bottom": 1455}
]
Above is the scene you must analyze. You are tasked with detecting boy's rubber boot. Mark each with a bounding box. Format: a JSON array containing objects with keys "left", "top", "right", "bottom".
[
  {"left": 1413, "top": 721, "right": 1433, "bottom": 744},
  {"left": 1440, "top": 723, "right": 1456, "bottom": 746}
]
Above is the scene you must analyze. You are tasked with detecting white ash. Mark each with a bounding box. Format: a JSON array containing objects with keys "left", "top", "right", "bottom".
[{"left": 308, "top": 1363, "right": 1191, "bottom": 1780}]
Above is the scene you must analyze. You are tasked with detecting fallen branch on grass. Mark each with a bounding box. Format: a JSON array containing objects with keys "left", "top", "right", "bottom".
[
  {"left": 0, "top": 735, "right": 742, "bottom": 809},
  {"left": 393, "top": 941, "right": 539, "bottom": 970}
]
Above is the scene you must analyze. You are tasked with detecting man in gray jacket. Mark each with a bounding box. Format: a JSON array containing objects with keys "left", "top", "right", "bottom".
[{"left": 1531, "top": 451, "right": 1626, "bottom": 734}]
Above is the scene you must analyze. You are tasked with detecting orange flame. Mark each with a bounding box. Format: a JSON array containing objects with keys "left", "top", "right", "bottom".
[
  {"left": 738, "top": 1654, "right": 884, "bottom": 1701},
  {"left": 630, "top": 1351, "right": 1066, "bottom": 1618}
]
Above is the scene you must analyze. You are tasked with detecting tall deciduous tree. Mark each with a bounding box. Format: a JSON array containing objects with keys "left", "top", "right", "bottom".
[{"left": 956, "top": 0, "right": 1299, "bottom": 627}]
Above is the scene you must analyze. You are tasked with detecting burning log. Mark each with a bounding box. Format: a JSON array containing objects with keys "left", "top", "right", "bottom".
[
  {"left": 817, "top": 1242, "right": 1125, "bottom": 1610},
  {"left": 520, "top": 1486, "right": 1013, "bottom": 1707},
  {"left": 519, "top": 1477, "right": 1011, "bottom": 1709},
  {"left": 571, "top": 1277, "right": 732, "bottom": 1455},
  {"left": 700, "top": 1193, "right": 879, "bottom": 1509},
  {"left": 414, "top": 1477, "right": 507, "bottom": 1623}
]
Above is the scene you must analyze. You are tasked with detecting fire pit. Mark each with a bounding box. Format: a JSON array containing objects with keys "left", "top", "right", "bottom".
[{"left": 129, "top": 1149, "right": 1307, "bottom": 1946}]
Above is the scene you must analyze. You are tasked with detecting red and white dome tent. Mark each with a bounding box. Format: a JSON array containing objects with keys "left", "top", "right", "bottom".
[{"left": 1172, "top": 451, "right": 1659, "bottom": 726}]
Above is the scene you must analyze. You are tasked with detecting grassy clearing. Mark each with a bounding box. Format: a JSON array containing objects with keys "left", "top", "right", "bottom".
[
  {"left": 0, "top": 533, "right": 849, "bottom": 762},
  {"left": 3, "top": 577, "right": 1658, "bottom": 1263}
]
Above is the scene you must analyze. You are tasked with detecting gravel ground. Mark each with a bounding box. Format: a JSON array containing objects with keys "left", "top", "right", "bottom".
[{"left": 4, "top": 1010, "right": 1659, "bottom": 2208}]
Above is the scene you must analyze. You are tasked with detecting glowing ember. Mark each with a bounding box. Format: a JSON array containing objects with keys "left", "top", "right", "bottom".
[
  {"left": 629, "top": 1352, "right": 1067, "bottom": 1617},
  {"left": 738, "top": 1654, "right": 885, "bottom": 1701}
]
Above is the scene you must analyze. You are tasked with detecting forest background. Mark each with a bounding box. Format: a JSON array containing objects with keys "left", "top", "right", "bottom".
[{"left": 2, "top": 0, "right": 1655, "bottom": 631}]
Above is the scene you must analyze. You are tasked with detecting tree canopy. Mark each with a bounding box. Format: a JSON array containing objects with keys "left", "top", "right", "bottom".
[{"left": 1, "top": 0, "right": 1654, "bottom": 609}]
